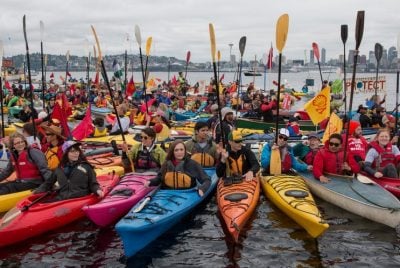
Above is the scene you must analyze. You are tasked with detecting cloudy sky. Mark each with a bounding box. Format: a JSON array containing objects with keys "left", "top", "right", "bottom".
[{"left": 1, "top": 0, "right": 399, "bottom": 63}]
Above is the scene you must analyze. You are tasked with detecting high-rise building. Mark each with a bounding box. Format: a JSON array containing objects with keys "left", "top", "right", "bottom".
[
  {"left": 369, "top": 51, "right": 376, "bottom": 67},
  {"left": 388, "top": 46, "right": 397, "bottom": 65},
  {"left": 321, "top": 48, "right": 326, "bottom": 65},
  {"left": 309, "top": 50, "right": 314, "bottom": 64},
  {"left": 348, "top": 50, "right": 355, "bottom": 65}
]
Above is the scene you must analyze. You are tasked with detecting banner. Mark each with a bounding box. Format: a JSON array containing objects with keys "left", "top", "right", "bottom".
[
  {"left": 345, "top": 75, "right": 386, "bottom": 94},
  {"left": 322, "top": 112, "right": 343, "bottom": 143},
  {"left": 304, "top": 86, "right": 330, "bottom": 125}
]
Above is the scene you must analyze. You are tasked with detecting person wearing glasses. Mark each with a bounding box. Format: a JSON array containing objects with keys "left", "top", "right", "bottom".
[
  {"left": 40, "top": 124, "right": 66, "bottom": 171},
  {"left": 146, "top": 140, "right": 210, "bottom": 196},
  {"left": 363, "top": 129, "right": 400, "bottom": 179},
  {"left": 34, "top": 141, "right": 104, "bottom": 201},
  {"left": 0, "top": 133, "right": 52, "bottom": 195},
  {"left": 313, "top": 133, "right": 357, "bottom": 183},
  {"left": 261, "top": 128, "right": 311, "bottom": 174},
  {"left": 121, "top": 127, "right": 166, "bottom": 173},
  {"left": 217, "top": 130, "right": 260, "bottom": 185}
]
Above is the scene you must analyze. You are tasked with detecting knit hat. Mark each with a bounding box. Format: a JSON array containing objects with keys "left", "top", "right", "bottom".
[
  {"left": 348, "top": 120, "right": 361, "bottom": 135},
  {"left": 221, "top": 107, "right": 234, "bottom": 119},
  {"left": 228, "top": 130, "right": 243, "bottom": 142}
]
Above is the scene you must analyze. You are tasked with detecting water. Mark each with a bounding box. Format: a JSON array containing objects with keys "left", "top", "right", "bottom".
[{"left": 1, "top": 195, "right": 400, "bottom": 267}]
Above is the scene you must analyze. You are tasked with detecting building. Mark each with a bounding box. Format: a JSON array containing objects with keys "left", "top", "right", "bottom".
[
  {"left": 321, "top": 48, "right": 326, "bottom": 65},
  {"left": 309, "top": 50, "right": 314, "bottom": 65}
]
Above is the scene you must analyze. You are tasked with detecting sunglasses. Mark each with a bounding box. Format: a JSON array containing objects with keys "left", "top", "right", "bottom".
[
  {"left": 278, "top": 135, "right": 288, "bottom": 141},
  {"left": 233, "top": 140, "right": 242, "bottom": 144},
  {"left": 329, "top": 142, "right": 341, "bottom": 147},
  {"left": 141, "top": 136, "right": 149, "bottom": 140}
]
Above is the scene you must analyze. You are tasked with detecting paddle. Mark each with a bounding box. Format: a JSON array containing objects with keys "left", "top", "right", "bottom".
[
  {"left": 184, "top": 50, "right": 191, "bottom": 81},
  {"left": 22, "top": 15, "right": 37, "bottom": 141},
  {"left": 91, "top": 25, "right": 126, "bottom": 143},
  {"left": 217, "top": 50, "right": 221, "bottom": 85},
  {"left": 235, "top": 36, "right": 246, "bottom": 117},
  {"left": 84, "top": 39, "right": 91, "bottom": 92},
  {"left": 341, "top": 25, "right": 348, "bottom": 114},
  {"left": 374, "top": 43, "right": 383, "bottom": 96},
  {"left": 135, "top": 25, "right": 149, "bottom": 114},
  {"left": 356, "top": 174, "right": 377, "bottom": 185},
  {"left": 65, "top": 50, "right": 70, "bottom": 87},
  {"left": 209, "top": 23, "right": 226, "bottom": 148},
  {"left": 312, "top": 42, "right": 323, "bottom": 87},
  {"left": 270, "top": 13, "right": 289, "bottom": 176},
  {"left": 396, "top": 34, "right": 400, "bottom": 137},
  {"left": 0, "top": 41, "right": 4, "bottom": 138},
  {"left": 40, "top": 20, "right": 46, "bottom": 110},
  {"left": 343, "top": 11, "right": 365, "bottom": 164},
  {"left": 124, "top": 34, "right": 129, "bottom": 92},
  {"left": 1, "top": 191, "right": 53, "bottom": 226}
]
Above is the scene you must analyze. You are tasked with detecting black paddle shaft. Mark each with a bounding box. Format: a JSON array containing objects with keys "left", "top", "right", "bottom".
[
  {"left": 212, "top": 61, "right": 226, "bottom": 148},
  {"left": 138, "top": 47, "right": 149, "bottom": 114},
  {"left": 275, "top": 53, "right": 283, "bottom": 144},
  {"left": 0, "top": 77, "right": 4, "bottom": 138}
]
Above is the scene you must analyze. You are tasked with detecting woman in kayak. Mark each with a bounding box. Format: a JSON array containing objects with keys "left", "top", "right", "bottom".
[
  {"left": 363, "top": 129, "right": 400, "bottom": 178},
  {"left": 146, "top": 140, "right": 211, "bottom": 197},
  {"left": 34, "top": 141, "right": 104, "bottom": 200},
  {"left": 121, "top": 127, "right": 166, "bottom": 173},
  {"left": 0, "top": 133, "right": 52, "bottom": 195}
]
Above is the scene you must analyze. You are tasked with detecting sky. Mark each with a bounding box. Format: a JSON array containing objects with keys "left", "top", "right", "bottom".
[{"left": 1, "top": 0, "right": 400, "bottom": 63}]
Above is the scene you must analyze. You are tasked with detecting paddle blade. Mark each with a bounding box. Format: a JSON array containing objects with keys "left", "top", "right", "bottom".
[
  {"left": 270, "top": 149, "right": 282, "bottom": 175},
  {"left": 134, "top": 25, "right": 142, "bottom": 47},
  {"left": 356, "top": 174, "right": 376, "bottom": 184},
  {"left": 44, "top": 54, "right": 48, "bottom": 65},
  {"left": 341, "top": 24, "right": 348, "bottom": 44},
  {"left": 186, "top": 51, "right": 191, "bottom": 63},
  {"left": 355, "top": 11, "right": 365, "bottom": 50},
  {"left": 312, "top": 42, "right": 320, "bottom": 60},
  {"left": 239, "top": 36, "right": 246, "bottom": 57},
  {"left": 1, "top": 207, "right": 21, "bottom": 226},
  {"left": 374, "top": 43, "right": 383, "bottom": 62},
  {"left": 217, "top": 50, "right": 221, "bottom": 61},
  {"left": 66, "top": 50, "right": 70, "bottom": 62},
  {"left": 276, "top": 14, "right": 289, "bottom": 53},
  {"left": 209, "top": 23, "right": 216, "bottom": 62},
  {"left": 145, "top": 37, "right": 152, "bottom": 56},
  {"left": 91, "top": 25, "right": 102, "bottom": 61},
  {"left": 22, "top": 15, "right": 29, "bottom": 51}
]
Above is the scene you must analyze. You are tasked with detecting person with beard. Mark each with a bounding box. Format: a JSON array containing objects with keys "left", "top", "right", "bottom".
[
  {"left": 261, "top": 128, "right": 312, "bottom": 174},
  {"left": 343, "top": 121, "right": 369, "bottom": 173},
  {"left": 292, "top": 133, "right": 322, "bottom": 165}
]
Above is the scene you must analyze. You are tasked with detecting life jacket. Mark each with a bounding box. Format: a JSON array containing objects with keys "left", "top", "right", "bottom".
[
  {"left": 369, "top": 141, "right": 396, "bottom": 169},
  {"left": 16, "top": 97, "right": 25, "bottom": 106},
  {"left": 96, "top": 98, "right": 107, "bottom": 108},
  {"left": 164, "top": 160, "right": 192, "bottom": 189},
  {"left": 227, "top": 154, "right": 245, "bottom": 176},
  {"left": 188, "top": 140, "right": 215, "bottom": 167},
  {"left": 45, "top": 146, "right": 62, "bottom": 170},
  {"left": 135, "top": 146, "right": 160, "bottom": 170},
  {"left": 11, "top": 149, "right": 41, "bottom": 180},
  {"left": 93, "top": 127, "right": 107, "bottom": 137}
]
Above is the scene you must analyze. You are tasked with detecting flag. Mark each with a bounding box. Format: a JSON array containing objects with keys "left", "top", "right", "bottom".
[
  {"left": 171, "top": 75, "right": 178, "bottom": 87},
  {"left": 267, "top": 44, "right": 273, "bottom": 69},
  {"left": 219, "top": 73, "right": 225, "bottom": 82},
  {"left": 112, "top": 59, "right": 123, "bottom": 79},
  {"left": 93, "top": 72, "right": 99, "bottom": 86},
  {"left": 51, "top": 102, "right": 71, "bottom": 138},
  {"left": 72, "top": 105, "right": 94, "bottom": 140},
  {"left": 126, "top": 76, "right": 136, "bottom": 97},
  {"left": 4, "top": 80, "right": 11, "bottom": 90},
  {"left": 69, "top": 83, "right": 76, "bottom": 96},
  {"left": 66, "top": 71, "right": 72, "bottom": 77},
  {"left": 50, "top": 72, "right": 54, "bottom": 78},
  {"left": 304, "top": 86, "right": 330, "bottom": 125},
  {"left": 322, "top": 112, "right": 343, "bottom": 143}
]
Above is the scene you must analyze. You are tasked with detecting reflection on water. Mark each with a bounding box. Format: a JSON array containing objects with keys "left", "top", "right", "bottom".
[{"left": 1, "top": 194, "right": 400, "bottom": 267}]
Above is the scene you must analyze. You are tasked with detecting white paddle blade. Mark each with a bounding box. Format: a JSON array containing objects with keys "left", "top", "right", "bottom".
[{"left": 135, "top": 25, "right": 142, "bottom": 47}]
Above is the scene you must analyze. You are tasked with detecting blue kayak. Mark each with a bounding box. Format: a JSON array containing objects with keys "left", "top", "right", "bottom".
[
  {"left": 91, "top": 106, "right": 111, "bottom": 115},
  {"left": 115, "top": 167, "right": 218, "bottom": 258}
]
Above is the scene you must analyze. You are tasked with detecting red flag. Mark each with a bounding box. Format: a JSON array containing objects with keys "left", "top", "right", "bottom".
[
  {"left": 172, "top": 75, "right": 178, "bottom": 87},
  {"left": 50, "top": 72, "right": 54, "bottom": 78},
  {"left": 72, "top": 105, "right": 94, "bottom": 140},
  {"left": 4, "top": 80, "right": 11, "bottom": 90},
  {"left": 69, "top": 83, "right": 76, "bottom": 96},
  {"left": 219, "top": 73, "right": 225, "bottom": 82},
  {"left": 126, "top": 76, "right": 136, "bottom": 97},
  {"left": 312, "top": 42, "right": 320, "bottom": 61},
  {"left": 93, "top": 72, "right": 99, "bottom": 86},
  {"left": 267, "top": 44, "right": 273, "bottom": 69},
  {"left": 67, "top": 71, "right": 72, "bottom": 77},
  {"left": 51, "top": 102, "right": 71, "bottom": 138}
]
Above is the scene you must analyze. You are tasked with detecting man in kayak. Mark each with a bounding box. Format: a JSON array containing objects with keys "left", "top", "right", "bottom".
[
  {"left": 0, "top": 133, "right": 52, "bottom": 195},
  {"left": 313, "top": 133, "right": 357, "bottom": 183},
  {"left": 261, "top": 128, "right": 311, "bottom": 174},
  {"left": 109, "top": 105, "right": 130, "bottom": 135},
  {"left": 344, "top": 121, "right": 369, "bottom": 173},
  {"left": 185, "top": 121, "right": 219, "bottom": 167},
  {"left": 216, "top": 130, "right": 260, "bottom": 185},
  {"left": 292, "top": 133, "right": 321, "bottom": 165},
  {"left": 40, "top": 124, "right": 66, "bottom": 171},
  {"left": 213, "top": 107, "right": 236, "bottom": 145}
]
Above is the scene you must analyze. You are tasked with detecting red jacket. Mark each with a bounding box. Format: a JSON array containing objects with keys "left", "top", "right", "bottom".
[
  {"left": 369, "top": 141, "right": 400, "bottom": 169},
  {"left": 11, "top": 149, "right": 41, "bottom": 180},
  {"left": 313, "top": 141, "right": 358, "bottom": 180}
]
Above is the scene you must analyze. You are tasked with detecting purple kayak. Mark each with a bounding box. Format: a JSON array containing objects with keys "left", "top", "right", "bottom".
[{"left": 82, "top": 172, "right": 157, "bottom": 227}]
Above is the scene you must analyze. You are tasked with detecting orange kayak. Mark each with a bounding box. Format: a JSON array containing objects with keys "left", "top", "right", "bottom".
[{"left": 217, "top": 176, "right": 260, "bottom": 242}]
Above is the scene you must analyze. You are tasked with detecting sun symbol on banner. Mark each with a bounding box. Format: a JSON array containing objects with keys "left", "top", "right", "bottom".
[{"left": 312, "top": 95, "right": 327, "bottom": 114}]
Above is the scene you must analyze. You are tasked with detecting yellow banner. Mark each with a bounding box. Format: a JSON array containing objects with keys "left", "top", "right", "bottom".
[
  {"left": 304, "top": 86, "right": 330, "bottom": 125},
  {"left": 322, "top": 112, "right": 343, "bottom": 143}
]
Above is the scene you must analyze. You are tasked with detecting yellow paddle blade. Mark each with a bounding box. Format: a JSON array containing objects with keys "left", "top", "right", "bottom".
[
  {"left": 91, "top": 25, "right": 102, "bottom": 61},
  {"left": 145, "top": 37, "right": 152, "bottom": 56},
  {"left": 276, "top": 14, "right": 289, "bottom": 53},
  {"left": 217, "top": 50, "right": 221, "bottom": 61},
  {"left": 270, "top": 148, "right": 282, "bottom": 175},
  {"left": 209, "top": 23, "right": 216, "bottom": 63}
]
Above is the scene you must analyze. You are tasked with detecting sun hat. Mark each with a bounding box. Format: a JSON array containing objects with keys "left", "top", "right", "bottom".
[{"left": 62, "top": 140, "right": 81, "bottom": 153}]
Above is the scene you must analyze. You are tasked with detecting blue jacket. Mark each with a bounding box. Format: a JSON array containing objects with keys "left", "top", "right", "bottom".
[{"left": 260, "top": 143, "right": 308, "bottom": 172}]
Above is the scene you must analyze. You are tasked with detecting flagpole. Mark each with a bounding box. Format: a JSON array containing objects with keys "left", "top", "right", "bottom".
[
  {"left": 65, "top": 50, "right": 69, "bottom": 87},
  {"left": 0, "top": 41, "right": 5, "bottom": 138},
  {"left": 40, "top": 21, "right": 45, "bottom": 110},
  {"left": 86, "top": 52, "right": 90, "bottom": 92}
]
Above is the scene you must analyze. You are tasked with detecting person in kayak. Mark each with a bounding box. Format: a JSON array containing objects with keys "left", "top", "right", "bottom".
[
  {"left": 109, "top": 105, "right": 130, "bottom": 135},
  {"left": 216, "top": 130, "right": 260, "bottom": 185},
  {"left": 363, "top": 129, "right": 400, "bottom": 178},
  {"left": 292, "top": 133, "right": 322, "bottom": 165},
  {"left": 34, "top": 141, "right": 104, "bottom": 200},
  {"left": 0, "top": 133, "right": 52, "bottom": 195},
  {"left": 343, "top": 121, "right": 369, "bottom": 173},
  {"left": 313, "top": 133, "right": 357, "bottom": 183},
  {"left": 146, "top": 140, "right": 210, "bottom": 196},
  {"left": 213, "top": 107, "right": 236, "bottom": 145},
  {"left": 261, "top": 128, "right": 311, "bottom": 174},
  {"left": 40, "top": 124, "right": 65, "bottom": 171},
  {"left": 185, "top": 121, "right": 219, "bottom": 167},
  {"left": 121, "top": 127, "right": 166, "bottom": 173}
]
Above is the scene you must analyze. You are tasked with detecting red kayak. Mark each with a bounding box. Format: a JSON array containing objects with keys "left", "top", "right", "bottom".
[
  {"left": 0, "top": 174, "right": 119, "bottom": 247},
  {"left": 360, "top": 172, "right": 400, "bottom": 198}
]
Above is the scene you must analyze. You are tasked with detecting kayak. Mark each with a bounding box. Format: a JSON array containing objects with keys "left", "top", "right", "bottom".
[
  {"left": 0, "top": 190, "right": 32, "bottom": 213},
  {"left": 217, "top": 176, "right": 260, "bottom": 242},
  {"left": 88, "top": 154, "right": 122, "bottom": 168},
  {"left": 296, "top": 170, "right": 400, "bottom": 228},
  {"left": 91, "top": 106, "right": 112, "bottom": 115},
  {"left": 261, "top": 174, "right": 329, "bottom": 238},
  {"left": 83, "top": 171, "right": 158, "bottom": 227},
  {"left": 83, "top": 134, "right": 139, "bottom": 145},
  {"left": 116, "top": 168, "right": 217, "bottom": 258},
  {"left": 0, "top": 173, "right": 120, "bottom": 247},
  {"left": 95, "top": 165, "right": 125, "bottom": 176},
  {"left": 360, "top": 172, "right": 400, "bottom": 198}
]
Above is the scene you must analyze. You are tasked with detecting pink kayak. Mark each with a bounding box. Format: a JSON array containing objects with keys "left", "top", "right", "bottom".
[{"left": 82, "top": 172, "right": 157, "bottom": 227}]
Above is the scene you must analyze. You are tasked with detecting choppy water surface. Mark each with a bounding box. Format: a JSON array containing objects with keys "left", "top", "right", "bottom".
[{"left": 1, "top": 195, "right": 400, "bottom": 267}]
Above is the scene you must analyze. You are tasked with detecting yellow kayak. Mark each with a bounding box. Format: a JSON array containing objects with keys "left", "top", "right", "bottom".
[
  {"left": 95, "top": 165, "right": 125, "bottom": 176},
  {"left": 4, "top": 125, "right": 17, "bottom": 136},
  {"left": 261, "top": 175, "right": 329, "bottom": 238},
  {"left": 83, "top": 134, "right": 139, "bottom": 145},
  {"left": 0, "top": 190, "right": 32, "bottom": 213}
]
